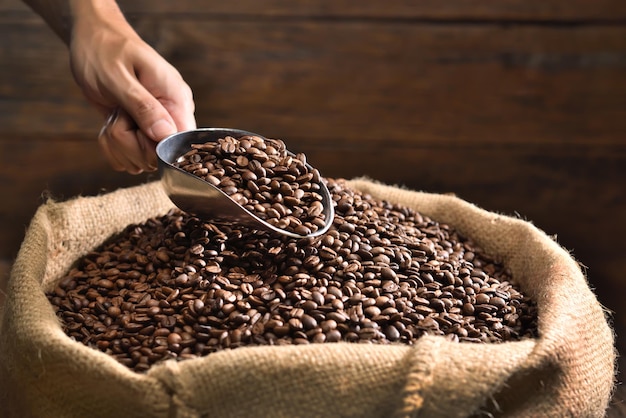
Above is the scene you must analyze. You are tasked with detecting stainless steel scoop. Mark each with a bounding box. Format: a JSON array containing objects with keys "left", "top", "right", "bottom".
[{"left": 156, "top": 128, "right": 334, "bottom": 238}]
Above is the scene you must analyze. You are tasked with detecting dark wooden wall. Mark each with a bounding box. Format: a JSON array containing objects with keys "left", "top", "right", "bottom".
[{"left": 1, "top": 0, "right": 625, "bottom": 414}]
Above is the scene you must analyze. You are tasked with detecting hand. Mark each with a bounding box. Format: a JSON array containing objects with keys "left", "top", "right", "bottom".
[{"left": 69, "top": 4, "right": 196, "bottom": 173}]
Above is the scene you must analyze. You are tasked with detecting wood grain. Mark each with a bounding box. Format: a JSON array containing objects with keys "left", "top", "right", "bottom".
[
  {"left": 4, "top": 0, "right": 626, "bottom": 21},
  {"left": 1, "top": 18, "right": 625, "bottom": 145}
]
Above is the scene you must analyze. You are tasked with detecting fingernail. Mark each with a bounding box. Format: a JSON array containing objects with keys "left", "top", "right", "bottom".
[{"left": 150, "top": 119, "right": 176, "bottom": 140}]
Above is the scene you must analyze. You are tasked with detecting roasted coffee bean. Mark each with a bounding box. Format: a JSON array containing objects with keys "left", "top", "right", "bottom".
[
  {"left": 47, "top": 178, "right": 537, "bottom": 372},
  {"left": 173, "top": 135, "right": 327, "bottom": 236}
]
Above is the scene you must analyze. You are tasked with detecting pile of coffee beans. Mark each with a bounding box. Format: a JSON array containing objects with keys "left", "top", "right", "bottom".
[
  {"left": 173, "top": 135, "right": 327, "bottom": 236},
  {"left": 48, "top": 179, "right": 538, "bottom": 373}
]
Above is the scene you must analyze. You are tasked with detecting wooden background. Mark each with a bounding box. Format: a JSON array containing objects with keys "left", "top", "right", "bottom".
[{"left": 1, "top": 1, "right": 625, "bottom": 414}]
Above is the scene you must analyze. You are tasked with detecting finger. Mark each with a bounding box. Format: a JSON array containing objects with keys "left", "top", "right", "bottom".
[
  {"left": 98, "top": 134, "right": 127, "bottom": 172},
  {"left": 160, "top": 81, "right": 197, "bottom": 132},
  {"left": 107, "top": 109, "right": 154, "bottom": 173},
  {"left": 98, "top": 108, "right": 145, "bottom": 174},
  {"left": 98, "top": 109, "right": 126, "bottom": 172},
  {"left": 164, "top": 100, "right": 196, "bottom": 133},
  {"left": 100, "top": 126, "right": 143, "bottom": 175},
  {"left": 136, "top": 129, "right": 158, "bottom": 171},
  {"left": 108, "top": 72, "right": 178, "bottom": 143},
  {"left": 131, "top": 56, "right": 196, "bottom": 134}
]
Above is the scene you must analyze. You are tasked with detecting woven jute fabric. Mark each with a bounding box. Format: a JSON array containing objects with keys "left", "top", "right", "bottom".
[{"left": 0, "top": 179, "right": 616, "bottom": 418}]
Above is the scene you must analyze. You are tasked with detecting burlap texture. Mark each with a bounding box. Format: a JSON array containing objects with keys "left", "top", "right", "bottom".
[{"left": 0, "top": 179, "right": 615, "bottom": 418}]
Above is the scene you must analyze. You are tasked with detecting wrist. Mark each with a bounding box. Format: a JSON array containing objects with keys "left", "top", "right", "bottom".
[{"left": 69, "top": 1, "right": 135, "bottom": 44}]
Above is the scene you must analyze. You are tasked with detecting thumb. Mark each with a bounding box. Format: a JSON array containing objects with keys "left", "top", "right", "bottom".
[
  {"left": 117, "top": 81, "right": 178, "bottom": 142},
  {"left": 146, "top": 117, "right": 178, "bottom": 142}
]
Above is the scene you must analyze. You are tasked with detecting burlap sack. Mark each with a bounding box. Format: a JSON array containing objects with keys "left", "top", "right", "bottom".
[{"left": 0, "top": 179, "right": 615, "bottom": 418}]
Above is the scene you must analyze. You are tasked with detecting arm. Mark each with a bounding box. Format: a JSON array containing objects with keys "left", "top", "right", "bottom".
[{"left": 23, "top": 0, "right": 196, "bottom": 173}]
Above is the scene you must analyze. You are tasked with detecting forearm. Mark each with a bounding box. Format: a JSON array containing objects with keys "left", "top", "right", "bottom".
[{"left": 22, "top": 0, "right": 129, "bottom": 45}]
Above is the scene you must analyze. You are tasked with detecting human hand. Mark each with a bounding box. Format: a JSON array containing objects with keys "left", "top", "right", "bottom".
[{"left": 69, "top": 3, "right": 196, "bottom": 174}]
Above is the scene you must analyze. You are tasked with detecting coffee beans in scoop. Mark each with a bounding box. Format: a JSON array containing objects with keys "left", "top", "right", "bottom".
[{"left": 173, "top": 135, "right": 326, "bottom": 236}]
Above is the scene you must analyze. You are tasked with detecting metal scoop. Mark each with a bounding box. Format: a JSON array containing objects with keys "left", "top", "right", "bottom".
[{"left": 156, "top": 128, "right": 334, "bottom": 238}]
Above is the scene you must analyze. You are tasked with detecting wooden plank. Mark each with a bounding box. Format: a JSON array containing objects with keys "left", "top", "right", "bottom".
[
  {"left": 1, "top": 18, "right": 625, "bottom": 145},
  {"left": 4, "top": 0, "right": 626, "bottom": 21}
]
